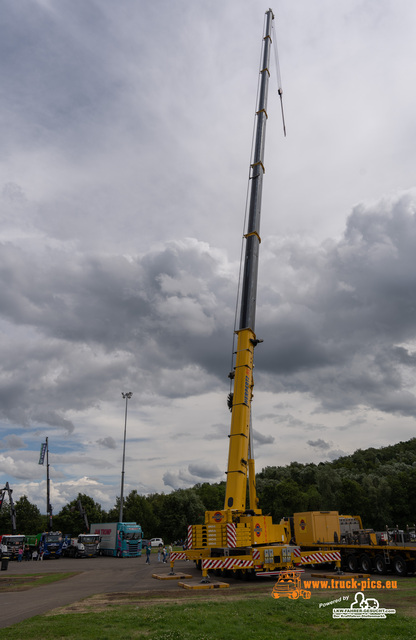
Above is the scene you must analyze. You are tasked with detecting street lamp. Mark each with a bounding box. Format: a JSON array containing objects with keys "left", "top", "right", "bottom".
[{"left": 119, "top": 392, "right": 132, "bottom": 522}]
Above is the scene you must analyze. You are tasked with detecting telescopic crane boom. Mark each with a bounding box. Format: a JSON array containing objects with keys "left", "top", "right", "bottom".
[
  {"left": 169, "top": 9, "right": 344, "bottom": 582},
  {"left": 169, "top": 10, "right": 296, "bottom": 579},
  {"left": 224, "top": 7, "right": 273, "bottom": 515}
]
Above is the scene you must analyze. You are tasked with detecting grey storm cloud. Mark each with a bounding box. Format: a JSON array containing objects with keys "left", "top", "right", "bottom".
[
  {"left": 97, "top": 437, "right": 117, "bottom": 449},
  {"left": 163, "top": 464, "right": 224, "bottom": 491},
  {"left": 252, "top": 429, "right": 274, "bottom": 445},
  {"left": 307, "top": 439, "right": 331, "bottom": 451},
  {"left": 188, "top": 463, "right": 223, "bottom": 479},
  {"left": 2, "top": 191, "right": 416, "bottom": 434},
  {"left": 256, "top": 191, "right": 416, "bottom": 418},
  {"left": 0, "top": 434, "right": 26, "bottom": 450},
  {"left": 0, "top": 236, "right": 232, "bottom": 430}
]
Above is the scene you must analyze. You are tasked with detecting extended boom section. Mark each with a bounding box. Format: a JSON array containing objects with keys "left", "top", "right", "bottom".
[
  {"left": 224, "top": 8, "right": 273, "bottom": 514},
  {"left": 224, "top": 327, "right": 256, "bottom": 512}
]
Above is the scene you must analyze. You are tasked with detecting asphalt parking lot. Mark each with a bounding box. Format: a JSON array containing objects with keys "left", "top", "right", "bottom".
[{"left": 0, "top": 553, "right": 203, "bottom": 629}]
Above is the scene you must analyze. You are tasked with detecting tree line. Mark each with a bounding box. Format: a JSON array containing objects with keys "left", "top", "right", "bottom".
[{"left": 1, "top": 438, "right": 415, "bottom": 540}]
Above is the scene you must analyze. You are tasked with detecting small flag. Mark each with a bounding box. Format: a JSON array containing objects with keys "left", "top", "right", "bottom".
[{"left": 39, "top": 442, "right": 47, "bottom": 465}]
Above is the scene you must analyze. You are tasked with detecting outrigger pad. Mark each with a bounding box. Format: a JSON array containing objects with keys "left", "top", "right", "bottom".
[
  {"left": 152, "top": 573, "right": 193, "bottom": 580},
  {"left": 178, "top": 581, "right": 230, "bottom": 590}
]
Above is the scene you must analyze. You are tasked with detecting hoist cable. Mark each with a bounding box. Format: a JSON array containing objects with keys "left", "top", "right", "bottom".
[{"left": 272, "top": 21, "right": 287, "bottom": 136}]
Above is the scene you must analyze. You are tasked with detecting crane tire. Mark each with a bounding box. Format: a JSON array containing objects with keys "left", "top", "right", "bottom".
[
  {"left": 392, "top": 555, "right": 407, "bottom": 577},
  {"left": 346, "top": 554, "right": 358, "bottom": 572},
  {"left": 374, "top": 555, "right": 386, "bottom": 575},
  {"left": 359, "top": 554, "right": 372, "bottom": 573}
]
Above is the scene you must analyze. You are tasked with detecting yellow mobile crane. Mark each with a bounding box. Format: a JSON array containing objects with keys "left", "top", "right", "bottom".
[{"left": 170, "top": 9, "right": 339, "bottom": 581}]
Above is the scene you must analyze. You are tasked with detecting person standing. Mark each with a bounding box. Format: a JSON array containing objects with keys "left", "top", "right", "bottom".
[
  {"left": 17, "top": 547, "right": 24, "bottom": 562},
  {"left": 145, "top": 542, "right": 151, "bottom": 564}
]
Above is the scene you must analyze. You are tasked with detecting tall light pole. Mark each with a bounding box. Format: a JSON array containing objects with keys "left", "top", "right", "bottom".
[
  {"left": 39, "top": 438, "right": 53, "bottom": 531},
  {"left": 119, "top": 392, "right": 132, "bottom": 522}
]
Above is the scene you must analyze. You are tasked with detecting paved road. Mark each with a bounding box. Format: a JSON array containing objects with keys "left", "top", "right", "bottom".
[{"left": 0, "top": 554, "right": 202, "bottom": 629}]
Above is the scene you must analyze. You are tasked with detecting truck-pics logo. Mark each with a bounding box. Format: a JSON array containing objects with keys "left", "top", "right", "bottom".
[
  {"left": 271, "top": 571, "right": 311, "bottom": 600},
  {"left": 272, "top": 573, "right": 397, "bottom": 618}
]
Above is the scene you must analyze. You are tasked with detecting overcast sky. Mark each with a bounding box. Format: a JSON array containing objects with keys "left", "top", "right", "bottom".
[{"left": 2, "top": 0, "right": 416, "bottom": 518}]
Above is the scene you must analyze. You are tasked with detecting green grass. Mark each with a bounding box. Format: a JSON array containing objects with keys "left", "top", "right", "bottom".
[
  {"left": 2, "top": 589, "right": 416, "bottom": 640},
  {"left": 0, "top": 572, "right": 79, "bottom": 592}
]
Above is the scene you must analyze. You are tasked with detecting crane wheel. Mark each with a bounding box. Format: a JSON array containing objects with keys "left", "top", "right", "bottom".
[
  {"left": 359, "top": 554, "right": 372, "bottom": 573},
  {"left": 392, "top": 555, "right": 407, "bottom": 577},
  {"left": 374, "top": 555, "right": 386, "bottom": 575},
  {"left": 346, "top": 554, "right": 358, "bottom": 572}
]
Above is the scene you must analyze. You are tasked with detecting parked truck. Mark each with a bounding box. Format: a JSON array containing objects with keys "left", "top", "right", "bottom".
[
  {"left": 0, "top": 534, "right": 26, "bottom": 559},
  {"left": 25, "top": 531, "right": 64, "bottom": 559},
  {"left": 90, "top": 522, "right": 142, "bottom": 557},
  {"left": 284, "top": 511, "right": 416, "bottom": 577},
  {"left": 62, "top": 533, "right": 101, "bottom": 558}
]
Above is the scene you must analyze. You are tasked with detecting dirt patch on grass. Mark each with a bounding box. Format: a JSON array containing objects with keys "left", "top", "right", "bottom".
[
  {"left": 0, "top": 575, "right": 41, "bottom": 592},
  {"left": 0, "top": 572, "right": 80, "bottom": 593},
  {"left": 46, "top": 585, "right": 274, "bottom": 615}
]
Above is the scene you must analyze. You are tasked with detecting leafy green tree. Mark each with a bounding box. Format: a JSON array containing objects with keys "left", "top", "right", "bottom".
[
  {"left": 106, "top": 498, "right": 120, "bottom": 523},
  {"left": 256, "top": 478, "right": 308, "bottom": 520},
  {"left": 55, "top": 494, "right": 106, "bottom": 536},
  {"left": 389, "top": 470, "right": 416, "bottom": 529},
  {"left": 155, "top": 490, "right": 205, "bottom": 543},
  {"left": 336, "top": 478, "right": 367, "bottom": 516},
  {"left": 304, "top": 484, "right": 321, "bottom": 510},
  {"left": 0, "top": 498, "right": 12, "bottom": 532},
  {"left": 193, "top": 482, "right": 226, "bottom": 511},
  {"left": 315, "top": 464, "right": 341, "bottom": 510},
  {"left": 14, "top": 496, "right": 43, "bottom": 535},
  {"left": 123, "top": 490, "right": 159, "bottom": 538}
]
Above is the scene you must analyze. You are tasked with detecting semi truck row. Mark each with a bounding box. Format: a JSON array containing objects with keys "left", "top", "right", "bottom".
[{"left": 0, "top": 522, "right": 142, "bottom": 560}]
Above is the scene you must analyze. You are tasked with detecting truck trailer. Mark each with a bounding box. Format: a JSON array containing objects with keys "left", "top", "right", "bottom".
[
  {"left": 285, "top": 511, "right": 416, "bottom": 577},
  {"left": 90, "top": 522, "right": 142, "bottom": 557}
]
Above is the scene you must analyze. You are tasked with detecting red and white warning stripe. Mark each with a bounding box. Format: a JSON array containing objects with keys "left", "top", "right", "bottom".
[
  {"left": 187, "top": 525, "right": 193, "bottom": 549},
  {"left": 169, "top": 552, "right": 188, "bottom": 562},
  {"left": 252, "top": 548, "right": 260, "bottom": 560},
  {"left": 294, "top": 550, "right": 341, "bottom": 564},
  {"left": 201, "top": 557, "right": 254, "bottom": 570},
  {"left": 226, "top": 523, "right": 237, "bottom": 548}
]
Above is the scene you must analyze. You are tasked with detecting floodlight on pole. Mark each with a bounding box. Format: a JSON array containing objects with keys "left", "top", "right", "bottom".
[{"left": 119, "top": 392, "right": 132, "bottom": 522}]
